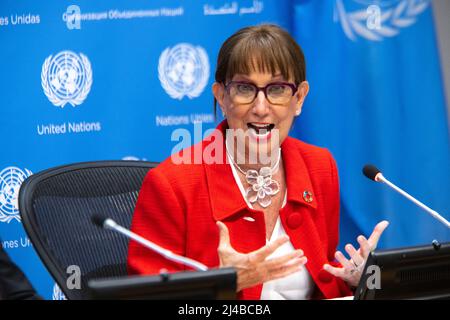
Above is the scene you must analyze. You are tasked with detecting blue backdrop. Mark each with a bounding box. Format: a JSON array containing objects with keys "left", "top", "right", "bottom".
[
  {"left": 0, "top": 0, "right": 449, "bottom": 299},
  {"left": 292, "top": 0, "right": 450, "bottom": 249}
]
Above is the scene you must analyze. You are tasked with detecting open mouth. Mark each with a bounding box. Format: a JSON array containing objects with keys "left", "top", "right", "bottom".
[{"left": 247, "top": 123, "right": 275, "bottom": 137}]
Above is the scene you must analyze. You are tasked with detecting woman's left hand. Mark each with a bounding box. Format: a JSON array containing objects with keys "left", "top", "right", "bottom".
[{"left": 323, "top": 220, "right": 389, "bottom": 288}]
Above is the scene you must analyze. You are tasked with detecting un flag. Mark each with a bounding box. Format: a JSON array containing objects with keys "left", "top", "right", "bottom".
[{"left": 291, "top": 0, "right": 450, "bottom": 249}]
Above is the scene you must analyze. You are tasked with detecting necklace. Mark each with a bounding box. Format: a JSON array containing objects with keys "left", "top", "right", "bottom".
[{"left": 226, "top": 144, "right": 281, "bottom": 208}]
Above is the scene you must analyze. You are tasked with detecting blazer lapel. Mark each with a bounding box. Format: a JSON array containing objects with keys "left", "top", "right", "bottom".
[
  {"left": 281, "top": 137, "right": 342, "bottom": 298},
  {"left": 203, "top": 122, "right": 249, "bottom": 221}
]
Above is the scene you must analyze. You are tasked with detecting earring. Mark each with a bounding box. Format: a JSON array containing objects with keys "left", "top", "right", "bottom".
[{"left": 222, "top": 110, "right": 226, "bottom": 118}]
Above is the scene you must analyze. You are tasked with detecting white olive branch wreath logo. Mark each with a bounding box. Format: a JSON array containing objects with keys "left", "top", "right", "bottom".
[
  {"left": 0, "top": 167, "right": 32, "bottom": 223},
  {"left": 158, "top": 44, "right": 210, "bottom": 100},
  {"left": 335, "top": 0, "right": 430, "bottom": 41},
  {"left": 41, "top": 51, "right": 93, "bottom": 107}
]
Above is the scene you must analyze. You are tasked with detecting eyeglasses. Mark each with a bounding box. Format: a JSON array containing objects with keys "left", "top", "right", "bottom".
[{"left": 225, "top": 81, "right": 298, "bottom": 105}]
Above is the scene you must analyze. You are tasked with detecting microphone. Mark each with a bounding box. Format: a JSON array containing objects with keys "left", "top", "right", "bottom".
[
  {"left": 363, "top": 164, "right": 450, "bottom": 229},
  {"left": 91, "top": 213, "right": 208, "bottom": 271}
]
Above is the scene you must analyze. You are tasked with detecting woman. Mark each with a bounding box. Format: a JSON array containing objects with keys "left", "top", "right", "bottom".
[{"left": 127, "top": 24, "right": 388, "bottom": 300}]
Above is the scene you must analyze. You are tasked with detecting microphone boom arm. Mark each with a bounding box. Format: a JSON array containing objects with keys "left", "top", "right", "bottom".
[
  {"left": 103, "top": 219, "right": 209, "bottom": 271},
  {"left": 375, "top": 173, "right": 450, "bottom": 229}
]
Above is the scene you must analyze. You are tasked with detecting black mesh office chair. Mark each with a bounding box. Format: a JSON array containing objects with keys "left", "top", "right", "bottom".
[{"left": 18, "top": 160, "right": 157, "bottom": 300}]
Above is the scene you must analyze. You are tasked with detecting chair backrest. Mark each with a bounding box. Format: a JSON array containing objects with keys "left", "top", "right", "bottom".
[{"left": 18, "top": 160, "right": 157, "bottom": 300}]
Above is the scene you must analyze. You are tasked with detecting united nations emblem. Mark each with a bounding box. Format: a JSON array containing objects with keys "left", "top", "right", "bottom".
[
  {"left": 335, "top": 0, "right": 430, "bottom": 41},
  {"left": 0, "top": 166, "right": 32, "bottom": 223},
  {"left": 158, "top": 43, "right": 210, "bottom": 100},
  {"left": 52, "top": 283, "right": 67, "bottom": 300},
  {"left": 41, "top": 50, "right": 93, "bottom": 107}
]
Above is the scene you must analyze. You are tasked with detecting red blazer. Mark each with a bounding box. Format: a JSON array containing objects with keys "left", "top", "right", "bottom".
[{"left": 127, "top": 121, "right": 352, "bottom": 299}]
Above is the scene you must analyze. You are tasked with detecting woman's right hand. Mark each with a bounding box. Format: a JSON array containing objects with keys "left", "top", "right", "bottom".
[{"left": 216, "top": 221, "right": 307, "bottom": 292}]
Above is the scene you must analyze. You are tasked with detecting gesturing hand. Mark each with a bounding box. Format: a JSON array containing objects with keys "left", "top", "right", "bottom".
[
  {"left": 323, "top": 220, "right": 389, "bottom": 288},
  {"left": 216, "top": 221, "right": 307, "bottom": 292}
]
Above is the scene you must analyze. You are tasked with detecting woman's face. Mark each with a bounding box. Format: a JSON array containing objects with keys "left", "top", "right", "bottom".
[{"left": 213, "top": 70, "right": 309, "bottom": 161}]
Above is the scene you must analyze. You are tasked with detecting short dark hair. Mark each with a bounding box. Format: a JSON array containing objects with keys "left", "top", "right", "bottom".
[{"left": 214, "top": 24, "right": 306, "bottom": 116}]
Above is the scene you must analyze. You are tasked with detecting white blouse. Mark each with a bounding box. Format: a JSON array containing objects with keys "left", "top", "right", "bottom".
[
  {"left": 227, "top": 155, "right": 315, "bottom": 299},
  {"left": 260, "top": 217, "right": 314, "bottom": 300}
]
